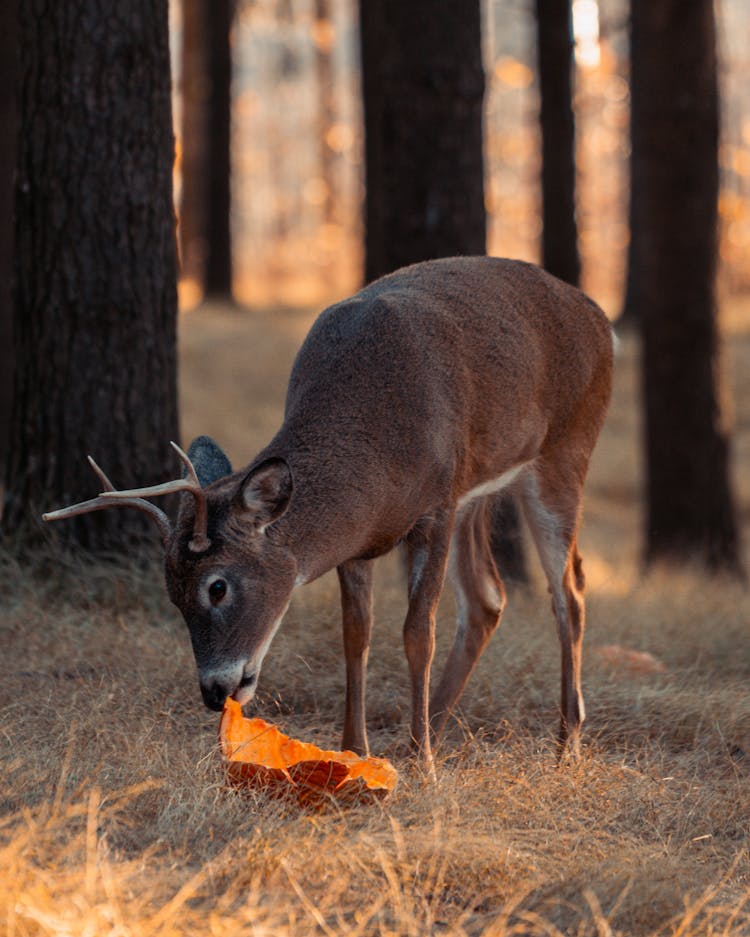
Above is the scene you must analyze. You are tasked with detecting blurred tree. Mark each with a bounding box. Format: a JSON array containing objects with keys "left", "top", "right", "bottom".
[
  {"left": 0, "top": 0, "right": 17, "bottom": 495},
  {"left": 359, "top": 0, "right": 485, "bottom": 282},
  {"left": 5, "top": 0, "right": 179, "bottom": 550},
  {"left": 180, "top": 0, "right": 234, "bottom": 300},
  {"left": 359, "top": 0, "right": 526, "bottom": 582},
  {"left": 535, "top": 0, "right": 580, "bottom": 286},
  {"left": 619, "top": 193, "right": 641, "bottom": 325},
  {"left": 313, "top": 0, "right": 336, "bottom": 227},
  {"left": 620, "top": 7, "right": 642, "bottom": 328},
  {"left": 630, "top": 0, "right": 742, "bottom": 574},
  {"left": 268, "top": 0, "right": 298, "bottom": 252}
]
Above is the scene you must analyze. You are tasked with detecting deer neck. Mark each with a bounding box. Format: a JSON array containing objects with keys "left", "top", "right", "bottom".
[{"left": 245, "top": 433, "right": 381, "bottom": 584}]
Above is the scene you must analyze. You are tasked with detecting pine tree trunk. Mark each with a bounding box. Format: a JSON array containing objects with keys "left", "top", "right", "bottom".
[
  {"left": 0, "top": 0, "right": 17, "bottom": 492},
  {"left": 359, "top": 0, "right": 526, "bottom": 581},
  {"left": 359, "top": 0, "right": 486, "bottom": 281},
  {"left": 632, "top": 0, "right": 742, "bottom": 573},
  {"left": 535, "top": 0, "right": 580, "bottom": 286},
  {"left": 5, "top": 0, "right": 179, "bottom": 551},
  {"left": 180, "top": 0, "right": 209, "bottom": 289},
  {"left": 203, "top": 0, "right": 233, "bottom": 298},
  {"left": 619, "top": 213, "right": 640, "bottom": 326},
  {"left": 180, "top": 0, "right": 233, "bottom": 301},
  {"left": 314, "top": 0, "right": 336, "bottom": 226}
]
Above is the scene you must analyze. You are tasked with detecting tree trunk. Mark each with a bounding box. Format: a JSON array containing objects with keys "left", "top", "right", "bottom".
[
  {"left": 619, "top": 208, "right": 640, "bottom": 326},
  {"left": 313, "top": 0, "right": 336, "bottom": 226},
  {"left": 180, "top": 0, "right": 233, "bottom": 301},
  {"left": 359, "top": 0, "right": 486, "bottom": 281},
  {"left": 632, "top": 0, "right": 742, "bottom": 574},
  {"left": 5, "top": 0, "right": 179, "bottom": 551},
  {"left": 359, "top": 0, "right": 526, "bottom": 582},
  {"left": 0, "top": 0, "right": 17, "bottom": 493},
  {"left": 535, "top": 0, "right": 580, "bottom": 287}
]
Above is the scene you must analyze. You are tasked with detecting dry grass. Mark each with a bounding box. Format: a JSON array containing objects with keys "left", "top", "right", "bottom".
[{"left": 2, "top": 301, "right": 750, "bottom": 935}]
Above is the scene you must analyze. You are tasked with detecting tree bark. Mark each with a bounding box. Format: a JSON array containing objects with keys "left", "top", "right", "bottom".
[
  {"left": 180, "top": 0, "right": 233, "bottom": 300},
  {"left": 535, "top": 0, "right": 580, "bottom": 286},
  {"left": 5, "top": 0, "right": 180, "bottom": 551},
  {"left": 359, "top": 0, "right": 526, "bottom": 581},
  {"left": 0, "top": 0, "right": 17, "bottom": 492},
  {"left": 631, "top": 0, "right": 742, "bottom": 573},
  {"left": 313, "top": 0, "right": 336, "bottom": 226},
  {"left": 359, "top": 0, "right": 486, "bottom": 281},
  {"left": 619, "top": 205, "right": 640, "bottom": 326}
]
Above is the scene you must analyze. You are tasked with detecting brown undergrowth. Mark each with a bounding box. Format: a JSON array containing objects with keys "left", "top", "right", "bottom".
[{"left": 2, "top": 303, "right": 750, "bottom": 935}]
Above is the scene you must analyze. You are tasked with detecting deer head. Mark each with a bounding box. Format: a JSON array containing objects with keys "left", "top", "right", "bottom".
[{"left": 43, "top": 436, "right": 298, "bottom": 711}]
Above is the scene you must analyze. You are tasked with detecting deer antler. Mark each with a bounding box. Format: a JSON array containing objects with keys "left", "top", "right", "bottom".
[
  {"left": 42, "top": 442, "right": 210, "bottom": 552},
  {"left": 42, "top": 457, "right": 172, "bottom": 545},
  {"left": 97, "top": 442, "right": 210, "bottom": 552}
]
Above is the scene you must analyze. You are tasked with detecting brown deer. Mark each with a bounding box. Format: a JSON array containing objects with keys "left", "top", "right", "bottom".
[{"left": 44, "top": 257, "right": 613, "bottom": 765}]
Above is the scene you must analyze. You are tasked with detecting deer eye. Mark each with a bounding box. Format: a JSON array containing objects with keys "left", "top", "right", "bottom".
[{"left": 208, "top": 578, "right": 227, "bottom": 605}]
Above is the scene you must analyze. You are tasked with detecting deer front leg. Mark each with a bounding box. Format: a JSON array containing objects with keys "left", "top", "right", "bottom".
[
  {"left": 403, "top": 511, "right": 454, "bottom": 765},
  {"left": 337, "top": 558, "right": 374, "bottom": 756}
]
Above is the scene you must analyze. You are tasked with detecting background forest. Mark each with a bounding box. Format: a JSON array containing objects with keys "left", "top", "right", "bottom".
[
  {"left": 2, "top": 1, "right": 750, "bottom": 935},
  {"left": 177, "top": 0, "right": 750, "bottom": 312}
]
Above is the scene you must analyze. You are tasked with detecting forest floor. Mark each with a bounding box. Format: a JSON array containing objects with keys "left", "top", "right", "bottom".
[{"left": 2, "top": 298, "right": 750, "bottom": 936}]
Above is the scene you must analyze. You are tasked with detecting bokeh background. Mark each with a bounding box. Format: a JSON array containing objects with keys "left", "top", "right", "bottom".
[{"left": 171, "top": 0, "right": 750, "bottom": 314}]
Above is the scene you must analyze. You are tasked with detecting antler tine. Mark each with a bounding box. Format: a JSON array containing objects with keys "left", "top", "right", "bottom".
[
  {"left": 42, "top": 458, "right": 172, "bottom": 544},
  {"left": 170, "top": 441, "right": 210, "bottom": 552},
  {"left": 97, "top": 441, "right": 210, "bottom": 552},
  {"left": 169, "top": 440, "right": 201, "bottom": 488},
  {"left": 87, "top": 455, "right": 116, "bottom": 492}
]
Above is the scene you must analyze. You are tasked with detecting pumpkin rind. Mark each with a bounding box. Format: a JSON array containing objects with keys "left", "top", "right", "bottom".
[{"left": 219, "top": 698, "right": 397, "bottom": 805}]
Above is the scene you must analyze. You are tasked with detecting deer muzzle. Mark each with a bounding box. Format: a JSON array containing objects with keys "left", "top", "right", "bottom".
[{"left": 198, "top": 661, "right": 256, "bottom": 711}]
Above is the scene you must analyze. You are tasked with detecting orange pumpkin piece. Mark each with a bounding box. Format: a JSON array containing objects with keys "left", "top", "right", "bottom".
[{"left": 219, "top": 698, "right": 397, "bottom": 806}]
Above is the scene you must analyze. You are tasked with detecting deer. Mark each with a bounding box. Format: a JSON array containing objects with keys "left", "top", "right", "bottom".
[{"left": 44, "top": 257, "right": 613, "bottom": 766}]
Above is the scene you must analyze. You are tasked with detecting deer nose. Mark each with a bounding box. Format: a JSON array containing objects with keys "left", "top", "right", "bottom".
[
  {"left": 199, "top": 677, "right": 232, "bottom": 711},
  {"left": 198, "top": 662, "right": 246, "bottom": 711}
]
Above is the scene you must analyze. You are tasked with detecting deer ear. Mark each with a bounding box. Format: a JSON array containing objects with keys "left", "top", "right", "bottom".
[
  {"left": 236, "top": 458, "right": 292, "bottom": 528},
  {"left": 186, "top": 436, "right": 233, "bottom": 487}
]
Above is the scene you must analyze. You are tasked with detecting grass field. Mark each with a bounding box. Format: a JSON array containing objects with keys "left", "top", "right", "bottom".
[{"left": 2, "top": 300, "right": 750, "bottom": 935}]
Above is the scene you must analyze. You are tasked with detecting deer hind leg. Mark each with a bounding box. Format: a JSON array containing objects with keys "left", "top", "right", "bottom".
[
  {"left": 519, "top": 460, "right": 587, "bottom": 759},
  {"left": 403, "top": 510, "right": 454, "bottom": 764},
  {"left": 429, "top": 499, "right": 506, "bottom": 742},
  {"left": 337, "top": 558, "right": 374, "bottom": 756}
]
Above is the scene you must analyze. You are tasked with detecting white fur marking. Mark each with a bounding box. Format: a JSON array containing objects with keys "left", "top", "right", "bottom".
[
  {"left": 523, "top": 473, "right": 566, "bottom": 577},
  {"left": 205, "top": 661, "right": 245, "bottom": 686},
  {"left": 481, "top": 572, "right": 503, "bottom": 612},
  {"left": 201, "top": 660, "right": 246, "bottom": 695},
  {"left": 408, "top": 546, "right": 428, "bottom": 597},
  {"left": 453, "top": 579, "right": 469, "bottom": 639},
  {"left": 231, "top": 676, "right": 257, "bottom": 706},
  {"left": 198, "top": 572, "right": 232, "bottom": 610},
  {"left": 457, "top": 462, "right": 529, "bottom": 510},
  {"left": 522, "top": 470, "right": 569, "bottom": 630},
  {"left": 447, "top": 535, "right": 469, "bottom": 638}
]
